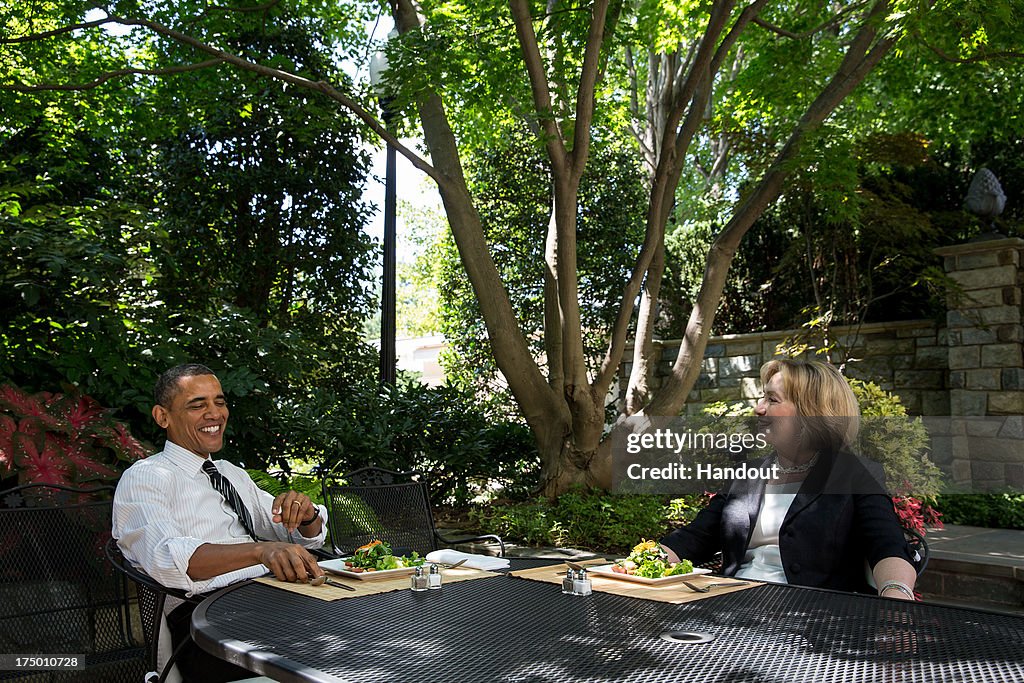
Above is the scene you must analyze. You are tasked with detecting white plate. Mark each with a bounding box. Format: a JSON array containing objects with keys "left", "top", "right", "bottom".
[
  {"left": 587, "top": 564, "right": 712, "bottom": 585},
  {"left": 319, "top": 557, "right": 419, "bottom": 581}
]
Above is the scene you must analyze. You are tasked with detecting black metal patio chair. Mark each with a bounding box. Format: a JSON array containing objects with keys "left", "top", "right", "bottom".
[
  {"left": 0, "top": 483, "right": 147, "bottom": 682},
  {"left": 104, "top": 538, "right": 201, "bottom": 683},
  {"left": 904, "top": 526, "right": 930, "bottom": 576},
  {"left": 321, "top": 466, "right": 505, "bottom": 557}
]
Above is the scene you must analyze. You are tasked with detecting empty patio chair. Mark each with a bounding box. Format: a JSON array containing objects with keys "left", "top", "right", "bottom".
[
  {"left": 0, "top": 483, "right": 146, "bottom": 682},
  {"left": 321, "top": 466, "right": 504, "bottom": 557}
]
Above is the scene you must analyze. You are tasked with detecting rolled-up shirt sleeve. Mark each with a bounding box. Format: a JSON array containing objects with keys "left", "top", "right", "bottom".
[{"left": 112, "top": 458, "right": 268, "bottom": 596}]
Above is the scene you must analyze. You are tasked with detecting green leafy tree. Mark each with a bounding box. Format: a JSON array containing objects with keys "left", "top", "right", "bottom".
[
  {"left": 0, "top": 3, "right": 379, "bottom": 469},
  {"left": 661, "top": 5, "right": 1024, "bottom": 339}
]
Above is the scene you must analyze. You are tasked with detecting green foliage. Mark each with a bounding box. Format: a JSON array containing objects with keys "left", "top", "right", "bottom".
[
  {"left": 663, "top": 494, "right": 711, "bottom": 527},
  {"left": 246, "top": 469, "right": 324, "bottom": 505},
  {"left": 472, "top": 488, "right": 710, "bottom": 554},
  {"left": 663, "top": 130, "right": 1007, "bottom": 338},
  {"left": 0, "top": 4, "right": 379, "bottom": 472},
  {"left": 394, "top": 201, "right": 445, "bottom": 338},
  {"left": 934, "top": 493, "right": 1024, "bottom": 530},
  {"left": 284, "top": 379, "right": 540, "bottom": 507},
  {"left": 848, "top": 379, "right": 944, "bottom": 497},
  {"left": 4, "top": 0, "right": 1023, "bottom": 499},
  {"left": 661, "top": 0, "right": 1024, "bottom": 338}
]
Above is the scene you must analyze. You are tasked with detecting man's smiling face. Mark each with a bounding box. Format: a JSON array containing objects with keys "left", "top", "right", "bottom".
[{"left": 152, "top": 373, "right": 229, "bottom": 457}]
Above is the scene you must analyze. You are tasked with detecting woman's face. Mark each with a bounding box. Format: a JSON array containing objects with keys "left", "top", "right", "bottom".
[{"left": 755, "top": 371, "right": 801, "bottom": 453}]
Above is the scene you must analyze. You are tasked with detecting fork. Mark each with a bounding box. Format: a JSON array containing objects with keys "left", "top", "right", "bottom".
[{"left": 682, "top": 580, "right": 750, "bottom": 593}]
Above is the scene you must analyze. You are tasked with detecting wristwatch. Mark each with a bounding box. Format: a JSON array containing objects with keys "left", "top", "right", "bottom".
[{"left": 299, "top": 504, "right": 321, "bottom": 526}]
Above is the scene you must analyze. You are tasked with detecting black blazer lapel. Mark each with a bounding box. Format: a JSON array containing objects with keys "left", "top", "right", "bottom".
[{"left": 786, "top": 449, "right": 839, "bottom": 524}]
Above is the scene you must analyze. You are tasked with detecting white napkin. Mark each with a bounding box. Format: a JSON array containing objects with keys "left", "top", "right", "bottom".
[{"left": 425, "top": 549, "right": 510, "bottom": 571}]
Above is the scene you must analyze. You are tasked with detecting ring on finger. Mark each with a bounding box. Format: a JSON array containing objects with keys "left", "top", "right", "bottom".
[{"left": 291, "top": 500, "right": 302, "bottom": 506}]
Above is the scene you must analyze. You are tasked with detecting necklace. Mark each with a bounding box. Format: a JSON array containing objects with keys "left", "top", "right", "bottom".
[{"left": 774, "top": 452, "right": 819, "bottom": 475}]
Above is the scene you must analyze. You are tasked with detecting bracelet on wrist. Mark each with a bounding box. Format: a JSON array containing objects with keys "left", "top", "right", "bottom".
[
  {"left": 878, "top": 581, "right": 915, "bottom": 600},
  {"left": 299, "top": 504, "right": 320, "bottom": 526}
]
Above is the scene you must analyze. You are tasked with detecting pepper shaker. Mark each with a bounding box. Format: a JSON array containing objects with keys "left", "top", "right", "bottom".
[
  {"left": 411, "top": 565, "right": 429, "bottom": 591},
  {"left": 428, "top": 563, "right": 442, "bottom": 590},
  {"left": 561, "top": 568, "right": 575, "bottom": 594}
]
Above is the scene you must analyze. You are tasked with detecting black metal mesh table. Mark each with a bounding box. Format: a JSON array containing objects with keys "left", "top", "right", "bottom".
[{"left": 192, "top": 562, "right": 1024, "bottom": 683}]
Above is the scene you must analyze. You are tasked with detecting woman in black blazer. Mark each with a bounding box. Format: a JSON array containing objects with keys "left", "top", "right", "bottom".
[{"left": 660, "top": 359, "right": 918, "bottom": 600}]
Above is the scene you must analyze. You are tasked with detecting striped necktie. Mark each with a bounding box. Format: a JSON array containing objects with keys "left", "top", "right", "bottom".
[{"left": 202, "top": 460, "right": 258, "bottom": 541}]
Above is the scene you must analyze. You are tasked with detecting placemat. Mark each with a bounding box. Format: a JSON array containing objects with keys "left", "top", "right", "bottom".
[
  {"left": 510, "top": 563, "right": 762, "bottom": 604},
  {"left": 255, "top": 566, "right": 502, "bottom": 601}
]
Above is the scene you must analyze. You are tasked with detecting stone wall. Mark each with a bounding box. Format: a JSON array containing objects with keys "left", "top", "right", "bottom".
[
  {"left": 643, "top": 319, "right": 948, "bottom": 417},
  {"left": 622, "top": 237, "right": 1024, "bottom": 490}
]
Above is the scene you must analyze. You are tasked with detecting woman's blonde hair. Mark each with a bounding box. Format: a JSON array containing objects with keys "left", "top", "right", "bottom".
[{"left": 760, "top": 359, "right": 860, "bottom": 451}]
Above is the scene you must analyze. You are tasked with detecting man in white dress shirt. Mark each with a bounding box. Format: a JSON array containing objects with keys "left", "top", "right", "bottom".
[{"left": 113, "top": 363, "right": 328, "bottom": 682}]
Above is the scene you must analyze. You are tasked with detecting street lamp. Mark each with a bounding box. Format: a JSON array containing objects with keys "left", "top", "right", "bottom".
[{"left": 370, "top": 30, "right": 399, "bottom": 386}]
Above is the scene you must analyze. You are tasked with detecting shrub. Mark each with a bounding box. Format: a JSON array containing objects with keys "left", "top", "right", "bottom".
[
  {"left": 848, "top": 379, "right": 943, "bottom": 498},
  {"left": 285, "top": 379, "right": 540, "bottom": 507},
  {"left": 893, "top": 495, "right": 943, "bottom": 535},
  {"left": 246, "top": 469, "right": 324, "bottom": 505},
  {"left": 933, "top": 493, "right": 1024, "bottom": 530},
  {"left": 0, "top": 383, "right": 150, "bottom": 487},
  {"left": 472, "top": 488, "right": 711, "bottom": 554}
]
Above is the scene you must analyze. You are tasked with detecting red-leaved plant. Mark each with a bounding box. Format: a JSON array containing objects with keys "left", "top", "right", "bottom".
[
  {"left": 0, "top": 383, "right": 150, "bottom": 487},
  {"left": 893, "top": 495, "right": 943, "bottom": 536}
]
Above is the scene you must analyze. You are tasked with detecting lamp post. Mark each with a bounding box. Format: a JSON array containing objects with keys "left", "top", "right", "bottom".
[{"left": 370, "top": 30, "right": 399, "bottom": 386}]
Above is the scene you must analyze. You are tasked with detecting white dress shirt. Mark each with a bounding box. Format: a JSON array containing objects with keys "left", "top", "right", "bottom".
[{"left": 112, "top": 440, "right": 327, "bottom": 595}]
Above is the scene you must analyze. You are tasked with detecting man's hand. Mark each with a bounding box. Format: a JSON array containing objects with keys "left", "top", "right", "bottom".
[
  {"left": 272, "top": 491, "right": 318, "bottom": 533},
  {"left": 188, "top": 540, "right": 323, "bottom": 582},
  {"left": 257, "top": 542, "right": 324, "bottom": 583}
]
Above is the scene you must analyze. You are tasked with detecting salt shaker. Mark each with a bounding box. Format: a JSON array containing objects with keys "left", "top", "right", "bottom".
[
  {"left": 572, "top": 568, "right": 592, "bottom": 596},
  {"left": 561, "top": 568, "right": 575, "bottom": 594},
  {"left": 428, "top": 563, "right": 442, "bottom": 590},
  {"left": 411, "top": 565, "right": 429, "bottom": 591}
]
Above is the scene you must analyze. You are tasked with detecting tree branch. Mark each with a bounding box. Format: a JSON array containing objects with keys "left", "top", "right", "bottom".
[
  {"left": 621, "top": 1, "right": 767, "bottom": 401},
  {"left": 186, "top": 0, "right": 284, "bottom": 26},
  {"left": 664, "top": 0, "right": 736, "bottom": 140},
  {"left": 2, "top": 13, "right": 444, "bottom": 191},
  {"left": 625, "top": 46, "right": 655, "bottom": 166},
  {"left": 197, "top": 0, "right": 283, "bottom": 15},
  {"left": 594, "top": 208, "right": 660, "bottom": 392},
  {"left": 391, "top": 0, "right": 562, "bottom": 425},
  {"left": 616, "top": 3, "right": 739, "bottom": 396},
  {"left": 509, "top": 0, "right": 568, "bottom": 175},
  {"left": 4, "top": 60, "right": 225, "bottom": 91},
  {"left": 912, "top": 30, "right": 1024, "bottom": 62},
  {"left": 710, "top": 0, "right": 769, "bottom": 76},
  {"left": 646, "top": 0, "right": 900, "bottom": 416},
  {"left": 0, "top": 18, "right": 112, "bottom": 43},
  {"left": 752, "top": 1, "right": 870, "bottom": 40},
  {"left": 570, "top": 0, "right": 611, "bottom": 178}
]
